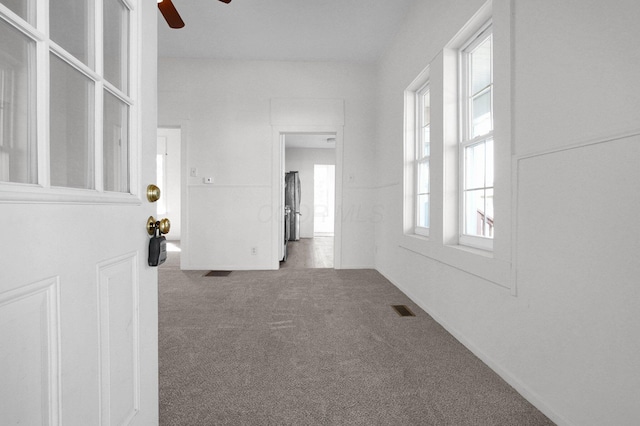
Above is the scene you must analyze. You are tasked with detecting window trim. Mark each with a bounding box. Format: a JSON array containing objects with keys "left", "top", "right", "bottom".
[
  {"left": 403, "top": 65, "right": 430, "bottom": 239},
  {"left": 399, "top": 0, "right": 515, "bottom": 290},
  {"left": 458, "top": 21, "right": 494, "bottom": 251},
  {"left": 415, "top": 82, "right": 430, "bottom": 237}
]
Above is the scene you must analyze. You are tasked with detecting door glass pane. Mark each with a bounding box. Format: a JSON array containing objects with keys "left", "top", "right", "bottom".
[
  {"left": 471, "top": 35, "right": 492, "bottom": 95},
  {"left": 50, "top": 1, "right": 94, "bottom": 67},
  {"left": 471, "top": 89, "right": 492, "bottom": 138},
  {"left": 464, "top": 141, "right": 486, "bottom": 190},
  {"left": 0, "top": 20, "right": 37, "bottom": 184},
  {"left": 2, "top": 0, "right": 36, "bottom": 25},
  {"left": 418, "top": 194, "right": 429, "bottom": 228},
  {"left": 50, "top": 54, "right": 94, "bottom": 189},
  {"left": 103, "top": 91, "right": 129, "bottom": 192},
  {"left": 104, "top": 0, "right": 129, "bottom": 93}
]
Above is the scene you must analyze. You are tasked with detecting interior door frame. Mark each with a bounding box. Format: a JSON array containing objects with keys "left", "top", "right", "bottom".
[
  {"left": 157, "top": 121, "right": 189, "bottom": 268},
  {"left": 271, "top": 125, "right": 343, "bottom": 269}
]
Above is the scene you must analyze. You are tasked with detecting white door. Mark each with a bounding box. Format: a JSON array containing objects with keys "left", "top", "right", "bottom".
[{"left": 0, "top": 1, "right": 159, "bottom": 425}]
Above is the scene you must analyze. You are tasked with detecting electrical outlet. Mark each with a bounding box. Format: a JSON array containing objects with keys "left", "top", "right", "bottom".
[
  {"left": 251, "top": 247, "right": 257, "bottom": 255},
  {"left": 203, "top": 177, "right": 213, "bottom": 184},
  {"left": 190, "top": 167, "right": 198, "bottom": 177}
]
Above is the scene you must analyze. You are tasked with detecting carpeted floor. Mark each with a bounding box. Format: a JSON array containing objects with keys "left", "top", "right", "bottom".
[{"left": 159, "top": 259, "right": 554, "bottom": 425}]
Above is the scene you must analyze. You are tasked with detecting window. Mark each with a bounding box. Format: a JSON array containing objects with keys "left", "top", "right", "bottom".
[
  {"left": 0, "top": 18, "right": 37, "bottom": 184},
  {"left": 0, "top": 0, "right": 135, "bottom": 196},
  {"left": 459, "top": 23, "right": 494, "bottom": 250},
  {"left": 415, "top": 84, "right": 430, "bottom": 236},
  {"left": 403, "top": 67, "right": 430, "bottom": 239},
  {"left": 400, "top": 0, "right": 513, "bottom": 288}
]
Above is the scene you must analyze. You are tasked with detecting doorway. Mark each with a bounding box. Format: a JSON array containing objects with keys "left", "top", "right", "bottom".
[
  {"left": 281, "top": 133, "right": 336, "bottom": 269},
  {"left": 157, "top": 128, "right": 182, "bottom": 263},
  {"left": 314, "top": 164, "right": 335, "bottom": 236}
]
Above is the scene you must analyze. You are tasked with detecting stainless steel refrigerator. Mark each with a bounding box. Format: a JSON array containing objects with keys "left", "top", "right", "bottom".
[{"left": 285, "top": 171, "right": 301, "bottom": 242}]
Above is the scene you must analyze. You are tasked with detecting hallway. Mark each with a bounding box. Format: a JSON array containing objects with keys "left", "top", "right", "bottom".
[{"left": 280, "top": 236, "right": 334, "bottom": 269}]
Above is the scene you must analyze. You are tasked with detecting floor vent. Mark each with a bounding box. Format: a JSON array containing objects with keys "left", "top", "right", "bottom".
[
  {"left": 391, "top": 305, "right": 416, "bottom": 317},
  {"left": 204, "top": 271, "right": 232, "bottom": 277}
]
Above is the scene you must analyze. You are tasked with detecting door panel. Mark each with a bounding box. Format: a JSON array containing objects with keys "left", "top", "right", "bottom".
[
  {"left": 0, "top": 1, "right": 158, "bottom": 424},
  {"left": 0, "top": 278, "right": 60, "bottom": 425},
  {"left": 98, "top": 254, "right": 139, "bottom": 425}
]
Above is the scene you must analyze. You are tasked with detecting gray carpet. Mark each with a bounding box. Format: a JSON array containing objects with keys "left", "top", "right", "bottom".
[{"left": 159, "top": 263, "right": 554, "bottom": 425}]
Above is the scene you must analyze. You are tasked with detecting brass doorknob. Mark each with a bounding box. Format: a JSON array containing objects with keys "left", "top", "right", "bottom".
[
  {"left": 147, "top": 184, "right": 161, "bottom": 202},
  {"left": 158, "top": 218, "right": 171, "bottom": 234},
  {"left": 147, "top": 216, "right": 171, "bottom": 235}
]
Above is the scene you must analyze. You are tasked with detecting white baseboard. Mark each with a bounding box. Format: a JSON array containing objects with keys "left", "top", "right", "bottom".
[{"left": 376, "top": 267, "right": 572, "bottom": 426}]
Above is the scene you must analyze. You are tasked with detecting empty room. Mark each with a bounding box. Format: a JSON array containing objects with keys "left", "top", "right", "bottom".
[{"left": 1, "top": 0, "right": 639, "bottom": 425}]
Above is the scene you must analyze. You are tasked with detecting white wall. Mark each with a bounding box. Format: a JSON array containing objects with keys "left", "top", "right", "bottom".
[
  {"left": 285, "top": 148, "right": 335, "bottom": 238},
  {"left": 158, "top": 59, "right": 377, "bottom": 269},
  {"left": 374, "top": 1, "right": 640, "bottom": 425}
]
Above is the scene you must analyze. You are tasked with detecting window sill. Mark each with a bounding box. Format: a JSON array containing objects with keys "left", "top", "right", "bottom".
[
  {"left": 448, "top": 243, "right": 493, "bottom": 258},
  {"left": 399, "top": 233, "right": 511, "bottom": 290},
  {"left": 401, "top": 233, "right": 432, "bottom": 258}
]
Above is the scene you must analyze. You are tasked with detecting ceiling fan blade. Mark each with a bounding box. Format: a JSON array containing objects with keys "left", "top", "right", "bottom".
[
  {"left": 158, "top": 0, "right": 185, "bottom": 29},
  {"left": 219, "top": 0, "right": 232, "bottom": 3}
]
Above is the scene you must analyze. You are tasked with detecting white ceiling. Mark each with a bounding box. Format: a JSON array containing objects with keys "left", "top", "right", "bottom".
[
  {"left": 285, "top": 134, "right": 336, "bottom": 150},
  {"left": 157, "top": 0, "right": 416, "bottom": 62}
]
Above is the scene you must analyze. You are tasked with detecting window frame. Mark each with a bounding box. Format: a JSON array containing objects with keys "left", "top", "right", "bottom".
[
  {"left": 0, "top": 0, "right": 140, "bottom": 204},
  {"left": 414, "top": 82, "right": 431, "bottom": 237},
  {"left": 403, "top": 66, "right": 430, "bottom": 240},
  {"left": 459, "top": 21, "right": 494, "bottom": 251},
  {"left": 400, "top": 0, "right": 514, "bottom": 290}
]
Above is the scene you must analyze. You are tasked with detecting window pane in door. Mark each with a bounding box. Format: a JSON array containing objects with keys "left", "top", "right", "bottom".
[
  {"left": 103, "top": 91, "right": 129, "bottom": 192},
  {"left": 50, "top": 1, "right": 94, "bottom": 67},
  {"left": 0, "top": 20, "right": 37, "bottom": 184},
  {"left": 50, "top": 54, "right": 95, "bottom": 189},
  {"left": 2, "top": 0, "right": 36, "bottom": 25},
  {"left": 104, "top": 0, "right": 129, "bottom": 93}
]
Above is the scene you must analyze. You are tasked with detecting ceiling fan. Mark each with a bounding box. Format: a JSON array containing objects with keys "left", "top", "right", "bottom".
[{"left": 158, "top": 0, "right": 232, "bottom": 29}]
